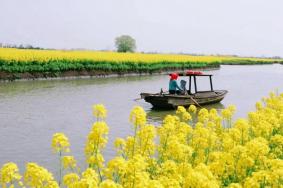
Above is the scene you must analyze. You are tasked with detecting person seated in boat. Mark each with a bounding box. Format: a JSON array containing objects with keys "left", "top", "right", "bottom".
[{"left": 169, "top": 73, "right": 183, "bottom": 94}]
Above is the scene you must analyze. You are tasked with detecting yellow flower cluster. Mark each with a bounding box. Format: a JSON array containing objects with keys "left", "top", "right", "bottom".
[
  {"left": 24, "top": 163, "right": 58, "bottom": 187},
  {"left": 51, "top": 132, "right": 76, "bottom": 186},
  {"left": 93, "top": 104, "right": 107, "bottom": 120},
  {"left": 0, "top": 48, "right": 278, "bottom": 64},
  {"left": 62, "top": 156, "right": 77, "bottom": 170},
  {"left": 63, "top": 168, "right": 99, "bottom": 187},
  {"left": 129, "top": 106, "right": 147, "bottom": 128},
  {"left": 0, "top": 162, "right": 21, "bottom": 188},
  {"left": 85, "top": 122, "right": 109, "bottom": 168},
  {"left": 1, "top": 92, "right": 283, "bottom": 188},
  {"left": 51, "top": 133, "right": 70, "bottom": 153}
]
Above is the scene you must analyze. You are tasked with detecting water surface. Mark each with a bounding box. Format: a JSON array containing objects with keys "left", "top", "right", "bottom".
[{"left": 0, "top": 64, "right": 282, "bottom": 174}]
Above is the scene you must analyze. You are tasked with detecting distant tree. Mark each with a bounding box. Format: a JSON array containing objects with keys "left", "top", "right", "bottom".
[
  {"left": 115, "top": 35, "right": 136, "bottom": 52},
  {"left": 25, "top": 44, "right": 34, "bottom": 49}
]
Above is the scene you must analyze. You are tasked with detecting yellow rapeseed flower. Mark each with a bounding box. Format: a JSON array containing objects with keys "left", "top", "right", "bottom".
[
  {"left": 0, "top": 162, "right": 21, "bottom": 186},
  {"left": 188, "top": 105, "right": 197, "bottom": 114},
  {"left": 2, "top": 91, "right": 283, "bottom": 188},
  {"left": 24, "top": 163, "right": 59, "bottom": 188},
  {"left": 129, "top": 106, "right": 146, "bottom": 128},
  {"left": 93, "top": 104, "right": 107, "bottom": 120},
  {"left": 63, "top": 173, "right": 80, "bottom": 187},
  {"left": 62, "top": 156, "right": 77, "bottom": 170},
  {"left": 51, "top": 133, "right": 70, "bottom": 153},
  {"left": 99, "top": 179, "right": 122, "bottom": 188}
]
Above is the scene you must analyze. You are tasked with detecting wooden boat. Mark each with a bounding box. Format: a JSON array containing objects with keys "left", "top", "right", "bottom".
[{"left": 140, "top": 71, "right": 228, "bottom": 109}]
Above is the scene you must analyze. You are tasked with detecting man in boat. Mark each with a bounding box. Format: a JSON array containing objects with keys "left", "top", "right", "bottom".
[{"left": 169, "top": 73, "right": 183, "bottom": 94}]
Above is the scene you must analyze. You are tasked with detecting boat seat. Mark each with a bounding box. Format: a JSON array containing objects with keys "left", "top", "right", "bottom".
[{"left": 180, "top": 80, "right": 189, "bottom": 95}]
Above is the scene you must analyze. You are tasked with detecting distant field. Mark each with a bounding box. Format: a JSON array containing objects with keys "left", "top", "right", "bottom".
[{"left": 0, "top": 48, "right": 282, "bottom": 79}]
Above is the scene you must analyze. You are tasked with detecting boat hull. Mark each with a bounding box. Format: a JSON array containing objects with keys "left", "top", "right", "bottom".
[{"left": 140, "top": 90, "right": 228, "bottom": 109}]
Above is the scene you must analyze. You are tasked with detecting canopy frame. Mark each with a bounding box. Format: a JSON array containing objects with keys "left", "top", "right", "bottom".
[{"left": 175, "top": 73, "right": 214, "bottom": 94}]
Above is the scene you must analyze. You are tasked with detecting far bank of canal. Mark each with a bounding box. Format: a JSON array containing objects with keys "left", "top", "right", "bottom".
[{"left": 0, "top": 64, "right": 282, "bottom": 175}]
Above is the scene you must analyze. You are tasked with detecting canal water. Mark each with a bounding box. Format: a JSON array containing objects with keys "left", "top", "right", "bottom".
[{"left": 0, "top": 64, "right": 283, "bottom": 175}]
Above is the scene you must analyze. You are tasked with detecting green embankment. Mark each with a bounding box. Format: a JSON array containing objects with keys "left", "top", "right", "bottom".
[
  {"left": 220, "top": 59, "right": 282, "bottom": 65},
  {"left": 0, "top": 59, "right": 219, "bottom": 79},
  {"left": 0, "top": 56, "right": 282, "bottom": 81}
]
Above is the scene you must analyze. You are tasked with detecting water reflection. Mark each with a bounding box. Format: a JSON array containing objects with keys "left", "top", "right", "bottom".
[{"left": 146, "top": 102, "right": 225, "bottom": 124}]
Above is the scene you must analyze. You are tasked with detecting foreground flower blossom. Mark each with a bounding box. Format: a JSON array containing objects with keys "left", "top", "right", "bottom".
[
  {"left": 0, "top": 162, "right": 21, "bottom": 187},
  {"left": 51, "top": 133, "right": 70, "bottom": 153},
  {"left": 93, "top": 104, "right": 107, "bottom": 120},
  {"left": 1, "top": 94, "right": 283, "bottom": 187},
  {"left": 24, "top": 163, "right": 59, "bottom": 188}
]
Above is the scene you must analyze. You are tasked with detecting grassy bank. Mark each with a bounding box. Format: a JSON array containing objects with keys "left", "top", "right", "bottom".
[
  {"left": 0, "top": 60, "right": 218, "bottom": 80},
  {"left": 0, "top": 48, "right": 282, "bottom": 80},
  {"left": 220, "top": 59, "right": 282, "bottom": 65}
]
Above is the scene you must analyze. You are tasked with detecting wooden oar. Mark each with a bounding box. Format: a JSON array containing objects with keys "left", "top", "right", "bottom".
[{"left": 188, "top": 95, "right": 202, "bottom": 108}]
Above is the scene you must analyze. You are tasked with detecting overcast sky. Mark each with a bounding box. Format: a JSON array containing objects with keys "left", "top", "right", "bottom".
[{"left": 1, "top": 0, "right": 283, "bottom": 57}]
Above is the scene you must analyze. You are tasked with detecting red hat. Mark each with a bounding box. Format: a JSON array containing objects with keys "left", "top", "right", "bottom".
[{"left": 170, "top": 73, "right": 178, "bottom": 80}]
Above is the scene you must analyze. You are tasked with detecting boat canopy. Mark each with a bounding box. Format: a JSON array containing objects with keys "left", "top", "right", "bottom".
[
  {"left": 172, "top": 71, "right": 212, "bottom": 77},
  {"left": 170, "top": 71, "right": 214, "bottom": 93}
]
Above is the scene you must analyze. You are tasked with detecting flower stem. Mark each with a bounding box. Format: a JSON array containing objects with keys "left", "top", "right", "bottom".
[{"left": 59, "top": 150, "right": 62, "bottom": 186}]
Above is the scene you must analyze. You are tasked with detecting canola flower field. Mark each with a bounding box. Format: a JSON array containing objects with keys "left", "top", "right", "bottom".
[
  {"left": 1, "top": 92, "right": 283, "bottom": 188},
  {"left": 0, "top": 48, "right": 282, "bottom": 78}
]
